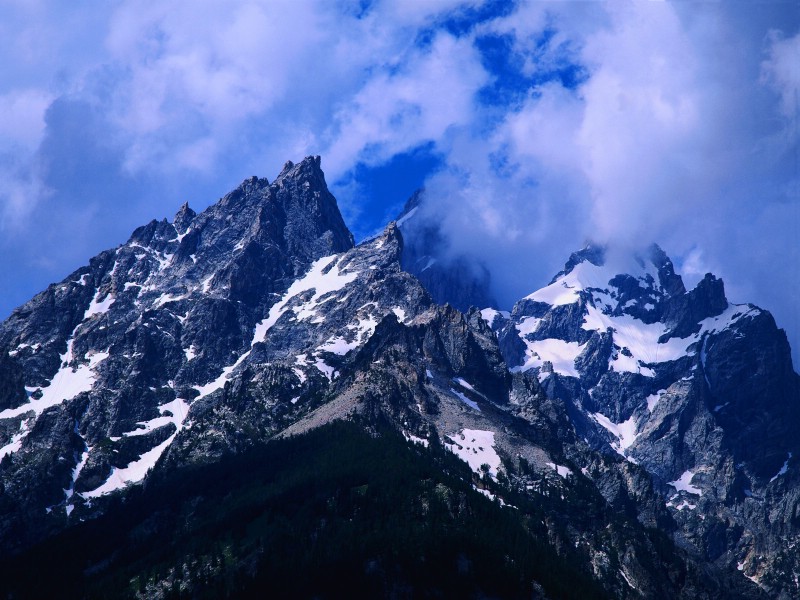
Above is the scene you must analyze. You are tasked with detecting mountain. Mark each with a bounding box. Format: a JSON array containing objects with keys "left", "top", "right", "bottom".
[
  {"left": 0, "top": 156, "right": 797, "bottom": 599},
  {"left": 484, "top": 244, "right": 800, "bottom": 597}
]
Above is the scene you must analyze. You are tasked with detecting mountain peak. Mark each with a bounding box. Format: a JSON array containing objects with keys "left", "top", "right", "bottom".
[
  {"left": 551, "top": 243, "right": 606, "bottom": 283},
  {"left": 536, "top": 243, "right": 687, "bottom": 307},
  {"left": 173, "top": 202, "right": 196, "bottom": 234},
  {"left": 374, "top": 221, "right": 404, "bottom": 264},
  {"left": 645, "top": 243, "right": 686, "bottom": 297},
  {"left": 269, "top": 156, "right": 354, "bottom": 264},
  {"left": 275, "top": 155, "right": 324, "bottom": 183}
]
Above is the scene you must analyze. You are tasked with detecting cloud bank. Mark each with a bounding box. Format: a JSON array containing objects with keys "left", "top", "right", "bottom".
[{"left": 0, "top": 1, "right": 797, "bottom": 363}]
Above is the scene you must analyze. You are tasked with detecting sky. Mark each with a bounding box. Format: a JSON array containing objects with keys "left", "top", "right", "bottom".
[{"left": 0, "top": 0, "right": 798, "bottom": 363}]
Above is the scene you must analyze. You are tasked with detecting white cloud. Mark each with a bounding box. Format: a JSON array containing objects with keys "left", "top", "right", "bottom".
[
  {"left": 402, "top": 1, "right": 800, "bottom": 365},
  {"left": 575, "top": 1, "right": 708, "bottom": 243},
  {"left": 323, "top": 32, "right": 489, "bottom": 176},
  {"left": 0, "top": 163, "right": 50, "bottom": 230},
  {"left": 103, "top": 1, "right": 333, "bottom": 171},
  {"left": 0, "top": 89, "right": 52, "bottom": 150},
  {"left": 762, "top": 30, "right": 800, "bottom": 123}
]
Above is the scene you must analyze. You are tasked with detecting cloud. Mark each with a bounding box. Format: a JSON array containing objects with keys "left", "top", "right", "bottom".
[
  {"left": 762, "top": 30, "right": 800, "bottom": 123},
  {"left": 0, "top": 1, "right": 481, "bottom": 232},
  {"left": 323, "top": 31, "right": 489, "bottom": 178},
  {"left": 0, "top": 0, "right": 797, "bottom": 366},
  {"left": 0, "top": 89, "right": 52, "bottom": 150},
  {"left": 404, "top": 1, "right": 799, "bottom": 361}
]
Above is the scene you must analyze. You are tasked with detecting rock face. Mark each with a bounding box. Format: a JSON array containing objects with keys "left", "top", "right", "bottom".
[
  {"left": 0, "top": 156, "right": 355, "bottom": 547},
  {"left": 0, "top": 157, "right": 796, "bottom": 598},
  {"left": 483, "top": 243, "right": 800, "bottom": 598}
]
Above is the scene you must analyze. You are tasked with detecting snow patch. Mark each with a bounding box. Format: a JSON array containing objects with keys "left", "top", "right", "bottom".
[
  {"left": 669, "top": 470, "right": 702, "bottom": 496},
  {"left": 194, "top": 350, "right": 251, "bottom": 399},
  {"left": 0, "top": 419, "right": 30, "bottom": 458},
  {"left": 318, "top": 336, "right": 359, "bottom": 356},
  {"left": 10, "top": 342, "right": 40, "bottom": 357},
  {"left": 592, "top": 412, "right": 638, "bottom": 458},
  {"left": 64, "top": 440, "right": 91, "bottom": 514},
  {"left": 251, "top": 255, "right": 358, "bottom": 345},
  {"left": 153, "top": 292, "right": 185, "bottom": 308},
  {"left": 479, "top": 308, "right": 508, "bottom": 327},
  {"left": 546, "top": 462, "right": 572, "bottom": 479},
  {"left": 451, "top": 388, "right": 480, "bottom": 411},
  {"left": 122, "top": 398, "right": 190, "bottom": 438},
  {"left": 84, "top": 289, "right": 115, "bottom": 319},
  {"left": 516, "top": 316, "right": 542, "bottom": 337},
  {"left": 770, "top": 452, "right": 792, "bottom": 483},
  {"left": 453, "top": 378, "right": 479, "bottom": 394},
  {"left": 314, "top": 357, "right": 336, "bottom": 380},
  {"left": 294, "top": 354, "right": 310, "bottom": 383},
  {"left": 525, "top": 260, "right": 628, "bottom": 306},
  {"left": 82, "top": 436, "right": 174, "bottom": 499},
  {"left": 403, "top": 432, "right": 429, "bottom": 447},
  {"left": 82, "top": 399, "right": 190, "bottom": 499},
  {"left": 0, "top": 346, "right": 108, "bottom": 420},
  {"left": 620, "top": 570, "right": 636, "bottom": 590},
  {"left": 582, "top": 307, "right": 684, "bottom": 375},
  {"left": 646, "top": 391, "right": 664, "bottom": 412},
  {"left": 445, "top": 429, "right": 501, "bottom": 478},
  {"left": 515, "top": 338, "right": 582, "bottom": 377}
]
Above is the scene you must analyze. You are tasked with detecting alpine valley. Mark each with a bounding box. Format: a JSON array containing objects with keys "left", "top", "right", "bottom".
[{"left": 0, "top": 156, "right": 797, "bottom": 599}]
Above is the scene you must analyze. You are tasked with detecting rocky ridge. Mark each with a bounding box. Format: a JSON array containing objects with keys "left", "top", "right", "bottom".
[{"left": 483, "top": 243, "right": 800, "bottom": 598}]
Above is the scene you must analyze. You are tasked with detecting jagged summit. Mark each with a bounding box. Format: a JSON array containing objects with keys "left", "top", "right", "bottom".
[
  {"left": 547, "top": 242, "right": 684, "bottom": 294},
  {"left": 0, "top": 157, "right": 361, "bottom": 517},
  {"left": 481, "top": 241, "right": 799, "bottom": 595},
  {"left": 172, "top": 202, "right": 196, "bottom": 234},
  {"left": 550, "top": 242, "right": 606, "bottom": 282},
  {"left": 495, "top": 243, "right": 737, "bottom": 378},
  {"left": 275, "top": 154, "right": 322, "bottom": 180},
  {"left": 0, "top": 158, "right": 438, "bottom": 530}
]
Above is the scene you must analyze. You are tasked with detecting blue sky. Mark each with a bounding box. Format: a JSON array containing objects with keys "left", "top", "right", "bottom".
[{"left": 0, "top": 0, "right": 798, "bottom": 361}]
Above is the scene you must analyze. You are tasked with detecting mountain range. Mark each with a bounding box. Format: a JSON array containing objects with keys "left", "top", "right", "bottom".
[{"left": 0, "top": 156, "right": 797, "bottom": 599}]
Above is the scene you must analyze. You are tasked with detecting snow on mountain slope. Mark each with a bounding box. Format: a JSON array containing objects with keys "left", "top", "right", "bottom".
[
  {"left": 490, "top": 244, "right": 761, "bottom": 382},
  {"left": 0, "top": 157, "right": 414, "bottom": 506},
  {"left": 484, "top": 242, "right": 800, "bottom": 595}
]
